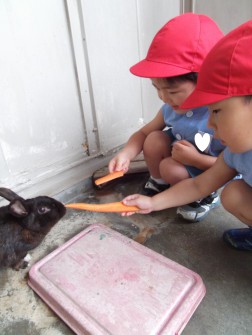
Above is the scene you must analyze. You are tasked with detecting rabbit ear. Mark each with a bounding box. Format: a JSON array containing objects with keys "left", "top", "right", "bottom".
[
  {"left": 9, "top": 199, "right": 28, "bottom": 217},
  {"left": 0, "top": 187, "right": 23, "bottom": 202}
]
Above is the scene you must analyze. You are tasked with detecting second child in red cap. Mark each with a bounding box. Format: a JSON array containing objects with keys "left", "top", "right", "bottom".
[
  {"left": 122, "top": 20, "right": 252, "bottom": 251},
  {"left": 109, "top": 13, "right": 224, "bottom": 222}
]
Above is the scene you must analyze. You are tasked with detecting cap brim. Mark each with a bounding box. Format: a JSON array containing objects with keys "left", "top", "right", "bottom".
[
  {"left": 130, "top": 59, "right": 191, "bottom": 78},
  {"left": 180, "top": 89, "right": 232, "bottom": 109}
]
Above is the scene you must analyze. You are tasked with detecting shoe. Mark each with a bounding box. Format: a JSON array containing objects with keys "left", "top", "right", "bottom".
[
  {"left": 223, "top": 228, "right": 252, "bottom": 251},
  {"left": 177, "top": 192, "right": 220, "bottom": 222},
  {"left": 141, "top": 177, "right": 170, "bottom": 196},
  {"left": 200, "top": 192, "right": 220, "bottom": 208}
]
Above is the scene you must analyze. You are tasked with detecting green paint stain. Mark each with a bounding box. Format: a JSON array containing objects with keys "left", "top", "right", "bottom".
[{"left": 99, "top": 233, "right": 106, "bottom": 240}]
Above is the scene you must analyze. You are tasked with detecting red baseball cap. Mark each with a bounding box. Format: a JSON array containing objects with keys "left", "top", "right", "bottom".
[
  {"left": 181, "top": 20, "right": 252, "bottom": 109},
  {"left": 130, "top": 13, "right": 223, "bottom": 78}
]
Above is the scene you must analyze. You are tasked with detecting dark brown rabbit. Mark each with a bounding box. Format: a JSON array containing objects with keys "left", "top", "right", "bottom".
[{"left": 0, "top": 187, "right": 66, "bottom": 270}]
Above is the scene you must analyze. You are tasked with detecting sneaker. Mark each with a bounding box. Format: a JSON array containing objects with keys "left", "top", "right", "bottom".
[
  {"left": 200, "top": 192, "right": 220, "bottom": 208},
  {"left": 141, "top": 177, "right": 170, "bottom": 196},
  {"left": 223, "top": 228, "right": 252, "bottom": 251},
  {"left": 177, "top": 192, "right": 220, "bottom": 222}
]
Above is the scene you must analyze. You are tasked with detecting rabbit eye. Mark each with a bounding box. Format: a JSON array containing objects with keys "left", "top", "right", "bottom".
[{"left": 38, "top": 206, "right": 51, "bottom": 215}]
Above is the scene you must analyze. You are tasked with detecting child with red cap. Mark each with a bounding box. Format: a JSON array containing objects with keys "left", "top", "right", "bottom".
[
  {"left": 122, "top": 20, "right": 252, "bottom": 251},
  {"left": 109, "top": 13, "right": 225, "bottom": 222}
]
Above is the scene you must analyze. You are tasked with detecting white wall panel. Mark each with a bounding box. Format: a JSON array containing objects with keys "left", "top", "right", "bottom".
[
  {"left": 80, "top": 0, "right": 143, "bottom": 153},
  {"left": 0, "top": 0, "right": 88, "bottom": 191},
  {"left": 81, "top": 0, "right": 181, "bottom": 153}
]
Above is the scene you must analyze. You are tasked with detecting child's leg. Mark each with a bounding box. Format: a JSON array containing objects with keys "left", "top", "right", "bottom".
[
  {"left": 160, "top": 157, "right": 220, "bottom": 222},
  {"left": 143, "top": 130, "right": 172, "bottom": 178},
  {"left": 221, "top": 179, "right": 252, "bottom": 226},
  {"left": 141, "top": 131, "right": 172, "bottom": 196},
  {"left": 221, "top": 179, "right": 252, "bottom": 250},
  {"left": 159, "top": 157, "right": 190, "bottom": 184}
]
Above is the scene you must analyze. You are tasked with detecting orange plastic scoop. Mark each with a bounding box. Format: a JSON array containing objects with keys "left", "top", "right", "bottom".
[
  {"left": 94, "top": 171, "right": 124, "bottom": 186},
  {"left": 65, "top": 201, "right": 139, "bottom": 213}
]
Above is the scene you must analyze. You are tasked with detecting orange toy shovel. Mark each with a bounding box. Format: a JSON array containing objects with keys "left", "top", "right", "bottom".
[
  {"left": 94, "top": 171, "right": 124, "bottom": 186},
  {"left": 65, "top": 201, "right": 139, "bottom": 213}
]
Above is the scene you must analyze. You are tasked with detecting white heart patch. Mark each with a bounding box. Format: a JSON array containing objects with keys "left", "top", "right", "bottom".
[{"left": 194, "top": 133, "right": 211, "bottom": 152}]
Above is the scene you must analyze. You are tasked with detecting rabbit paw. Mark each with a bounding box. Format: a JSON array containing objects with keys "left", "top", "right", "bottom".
[
  {"left": 13, "top": 254, "right": 32, "bottom": 271},
  {"left": 23, "top": 253, "right": 32, "bottom": 263}
]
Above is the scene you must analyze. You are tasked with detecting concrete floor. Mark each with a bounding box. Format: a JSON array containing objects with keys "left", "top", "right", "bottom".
[{"left": 0, "top": 172, "right": 252, "bottom": 335}]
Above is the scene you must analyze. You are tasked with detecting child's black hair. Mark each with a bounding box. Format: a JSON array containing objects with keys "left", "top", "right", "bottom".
[
  {"left": 165, "top": 72, "right": 198, "bottom": 86},
  {"left": 244, "top": 95, "right": 252, "bottom": 103}
]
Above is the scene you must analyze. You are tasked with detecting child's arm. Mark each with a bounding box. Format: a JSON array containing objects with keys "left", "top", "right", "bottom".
[
  {"left": 122, "top": 153, "right": 237, "bottom": 215},
  {"left": 109, "top": 109, "right": 165, "bottom": 172},
  {"left": 172, "top": 140, "right": 218, "bottom": 170}
]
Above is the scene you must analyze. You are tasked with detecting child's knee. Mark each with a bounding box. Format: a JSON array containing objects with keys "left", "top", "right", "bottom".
[
  {"left": 221, "top": 180, "right": 243, "bottom": 213},
  {"left": 159, "top": 157, "right": 172, "bottom": 173},
  {"left": 160, "top": 157, "right": 189, "bottom": 184},
  {"left": 143, "top": 131, "right": 170, "bottom": 154}
]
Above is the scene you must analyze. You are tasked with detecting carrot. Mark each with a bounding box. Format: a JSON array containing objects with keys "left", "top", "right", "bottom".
[
  {"left": 65, "top": 201, "right": 139, "bottom": 213},
  {"left": 94, "top": 171, "right": 124, "bottom": 186}
]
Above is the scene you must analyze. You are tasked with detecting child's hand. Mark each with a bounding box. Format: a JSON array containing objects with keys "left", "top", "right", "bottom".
[
  {"left": 121, "top": 194, "right": 154, "bottom": 216},
  {"left": 172, "top": 140, "right": 199, "bottom": 165},
  {"left": 108, "top": 152, "right": 130, "bottom": 173}
]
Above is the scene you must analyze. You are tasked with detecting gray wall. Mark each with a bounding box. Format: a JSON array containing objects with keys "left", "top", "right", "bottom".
[{"left": 193, "top": 0, "right": 252, "bottom": 33}]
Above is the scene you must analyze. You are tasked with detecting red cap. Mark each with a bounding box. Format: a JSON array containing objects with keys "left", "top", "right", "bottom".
[
  {"left": 181, "top": 20, "right": 252, "bottom": 109},
  {"left": 130, "top": 13, "right": 223, "bottom": 78}
]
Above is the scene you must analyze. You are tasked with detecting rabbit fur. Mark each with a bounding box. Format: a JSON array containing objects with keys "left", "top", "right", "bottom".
[{"left": 0, "top": 187, "right": 66, "bottom": 270}]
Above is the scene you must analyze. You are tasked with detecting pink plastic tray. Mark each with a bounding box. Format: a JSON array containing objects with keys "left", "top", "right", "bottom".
[{"left": 28, "top": 223, "right": 206, "bottom": 335}]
